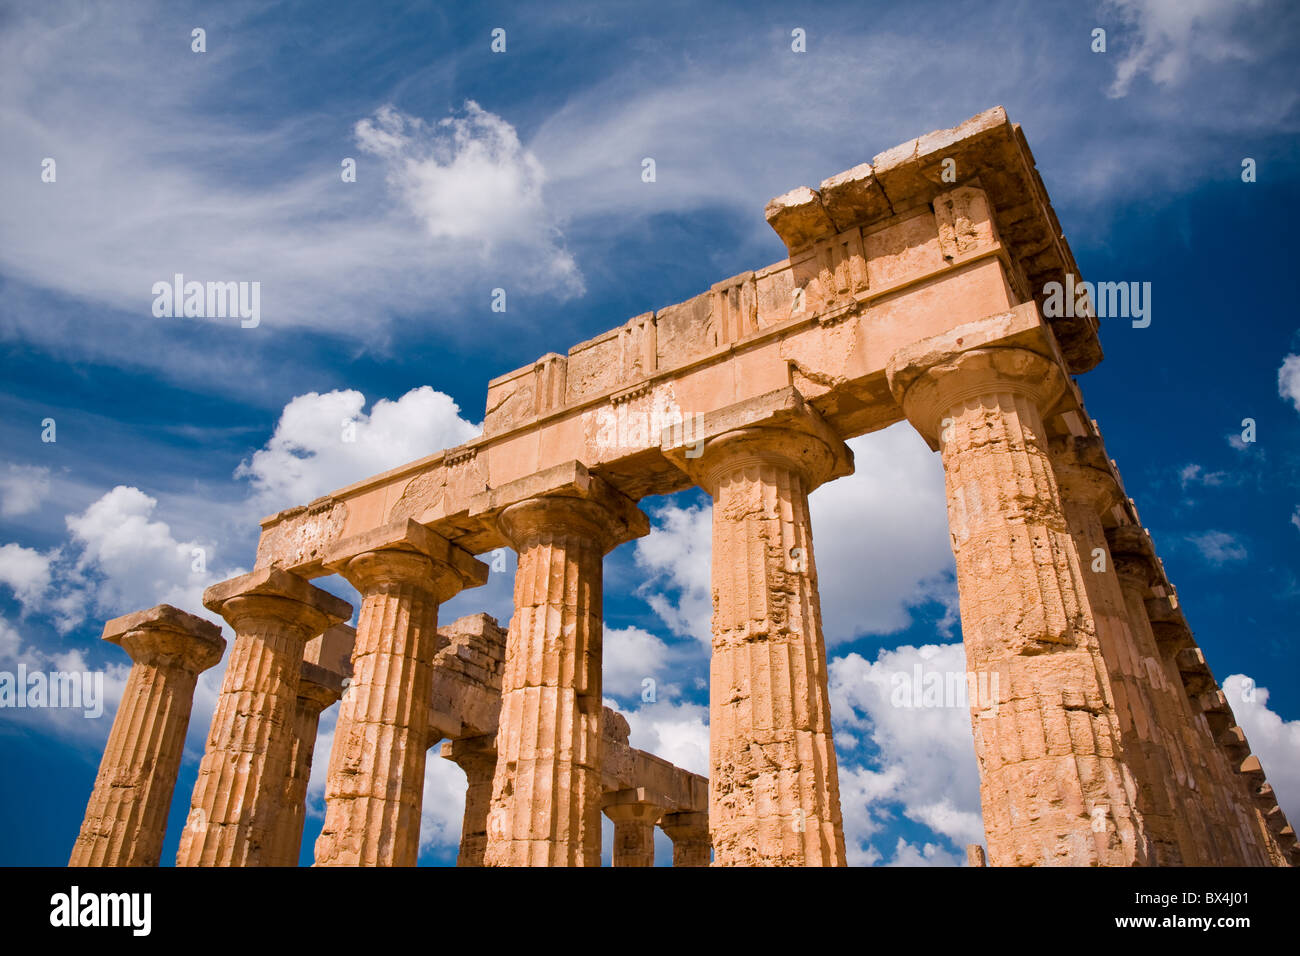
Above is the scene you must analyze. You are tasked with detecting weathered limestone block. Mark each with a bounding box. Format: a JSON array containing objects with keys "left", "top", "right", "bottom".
[
  {"left": 660, "top": 811, "right": 711, "bottom": 867},
  {"left": 481, "top": 476, "right": 648, "bottom": 866},
  {"left": 933, "top": 185, "right": 998, "bottom": 262},
  {"left": 887, "top": 340, "right": 1146, "bottom": 866},
  {"left": 681, "top": 403, "right": 850, "bottom": 867},
  {"left": 430, "top": 613, "right": 507, "bottom": 738},
  {"left": 70, "top": 605, "right": 225, "bottom": 867},
  {"left": 178, "top": 569, "right": 351, "bottom": 867},
  {"left": 764, "top": 186, "right": 836, "bottom": 254},
  {"left": 484, "top": 353, "right": 567, "bottom": 437},
  {"left": 603, "top": 788, "right": 666, "bottom": 867},
  {"left": 817, "top": 163, "right": 891, "bottom": 233},
  {"left": 315, "top": 519, "right": 488, "bottom": 867}
]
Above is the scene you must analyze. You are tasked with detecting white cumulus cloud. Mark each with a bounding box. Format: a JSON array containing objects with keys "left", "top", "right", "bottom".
[
  {"left": 0, "top": 464, "right": 52, "bottom": 517},
  {"left": 235, "top": 386, "right": 480, "bottom": 512},
  {"left": 1222, "top": 674, "right": 1300, "bottom": 826},
  {"left": 830, "top": 642, "right": 984, "bottom": 862}
]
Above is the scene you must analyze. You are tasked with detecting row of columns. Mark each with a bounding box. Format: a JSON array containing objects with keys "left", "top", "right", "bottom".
[
  {"left": 886, "top": 340, "right": 1287, "bottom": 867},
  {"left": 72, "top": 340, "right": 1286, "bottom": 868}
]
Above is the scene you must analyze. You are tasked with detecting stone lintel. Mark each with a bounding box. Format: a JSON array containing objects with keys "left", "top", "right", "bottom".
[
  {"left": 441, "top": 704, "right": 706, "bottom": 814},
  {"left": 602, "top": 786, "right": 670, "bottom": 813},
  {"left": 321, "top": 518, "right": 488, "bottom": 593},
  {"left": 660, "top": 810, "right": 708, "bottom": 832},
  {"left": 203, "top": 567, "right": 352, "bottom": 628},
  {"left": 427, "top": 706, "right": 463, "bottom": 744}
]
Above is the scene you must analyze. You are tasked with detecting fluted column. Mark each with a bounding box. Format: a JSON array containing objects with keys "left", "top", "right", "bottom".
[
  {"left": 265, "top": 662, "right": 343, "bottom": 866},
  {"left": 484, "top": 486, "right": 647, "bottom": 867},
  {"left": 1050, "top": 436, "right": 1191, "bottom": 866},
  {"left": 1106, "top": 545, "right": 1252, "bottom": 866},
  {"left": 177, "top": 569, "right": 351, "bottom": 867},
  {"left": 603, "top": 790, "right": 665, "bottom": 867},
  {"left": 443, "top": 735, "right": 498, "bottom": 867},
  {"left": 315, "top": 521, "right": 487, "bottom": 867},
  {"left": 660, "top": 811, "right": 711, "bottom": 867},
  {"left": 887, "top": 344, "right": 1146, "bottom": 866},
  {"left": 70, "top": 605, "right": 225, "bottom": 867},
  {"left": 684, "top": 418, "right": 848, "bottom": 866}
]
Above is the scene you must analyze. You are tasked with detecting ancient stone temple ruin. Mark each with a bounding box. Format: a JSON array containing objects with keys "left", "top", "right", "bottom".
[{"left": 70, "top": 108, "right": 1296, "bottom": 867}]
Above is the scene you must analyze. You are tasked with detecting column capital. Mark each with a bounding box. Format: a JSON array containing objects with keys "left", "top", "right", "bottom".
[
  {"left": 887, "top": 344, "right": 1066, "bottom": 449},
  {"left": 297, "top": 660, "right": 345, "bottom": 713},
  {"left": 1049, "top": 435, "right": 1121, "bottom": 515},
  {"left": 685, "top": 423, "right": 846, "bottom": 496},
  {"left": 442, "top": 734, "right": 498, "bottom": 772},
  {"left": 203, "top": 567, "right": 352, "bottom": 637},
  {"left": 668, "top": 389, "right": 852, "bottom": 495},
  {"left": 602, "top": 787, "right": 667, "bottom": 825},
  {"left": 470, "top": 460, "right": 649, "bottom": 555},
  {"left": 659, "top": 810, "right": 709, "bottom": 839},
  {"left": 323, "top": 518, "right": 488, "bottom": 600},
  {"left": 102, "top": 604, "right": 225, "bottom": 673}
]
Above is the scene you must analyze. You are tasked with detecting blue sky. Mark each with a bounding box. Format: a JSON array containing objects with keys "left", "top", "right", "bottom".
[{"left": 1, "top": 0, "right": 1298, "bottom": 867}]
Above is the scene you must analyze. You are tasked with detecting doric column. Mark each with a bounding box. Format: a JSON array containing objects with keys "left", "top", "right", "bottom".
[
  {"left": 886, "top": 344, "right": 1146, "bottom": 866},
  {"left": 603, "top": 789, "right": 666, "bottom": 867},
  {"left": 443, "top": 735, "right": 498, "bottom": 867},
  {"left": 70, "top": 605, "right": 225, "bottom": 867},
  {"left": 682, "top": 412, "right": 849, "bottom": 866},
  {"left": 265, "top": 661, "right": 344, "bottom": 866},
  {"left": 1050, "top": 436, "right": 1190, "bottom": 866},
  {"left": 483, "top": 480, "right": 647, "bottom": 867},
  {"left": 660, "top": 811, "right": 711, "bottom": 867},
  {"left": 1105, "top": 536, "right": 1252, "bottom": 867},
  {"left": 315, "top": 519, "right": 487, "bottom": 867},
  {"left": 177, "top": 569, "right": 351, "bottom": 867}
]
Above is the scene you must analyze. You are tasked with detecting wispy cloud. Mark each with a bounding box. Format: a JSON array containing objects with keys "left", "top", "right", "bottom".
[{"left": 1186, "top": 529, "right": 1248, "bottom": 565}]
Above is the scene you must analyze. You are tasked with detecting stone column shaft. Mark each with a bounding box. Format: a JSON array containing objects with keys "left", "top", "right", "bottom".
[
  {"left": 177, "top": 570, "right": 350, "bottom": 867},
  {"left": 888, "top": 344, "right": 1147, "bottom": 866},
  {"left": 485, "top": 489, "right": 646, "bottom": 867},
  {"left": 443, "top": 735, "right": 498, "bottom": 867},
  {"left": 70, "top": 606, "right": 224, "bottom": 867},
  {"left": 316, "top": 527, "right": 485, "bottom": 867},
  {"left": 1120, "top": 576, "right": 1258, "bottom": 866},
  {"left": 690, "top": 423, "right": 848, "bottom": 866},
  {"left": 660, "top": 811, "right": 711, "bottom": 867},
  {"left": 1051, "top": 438, "right": 1194, "bottom": 865},
  {"left": 265, "top": 665, "right": 342, "bottom": 866}
]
